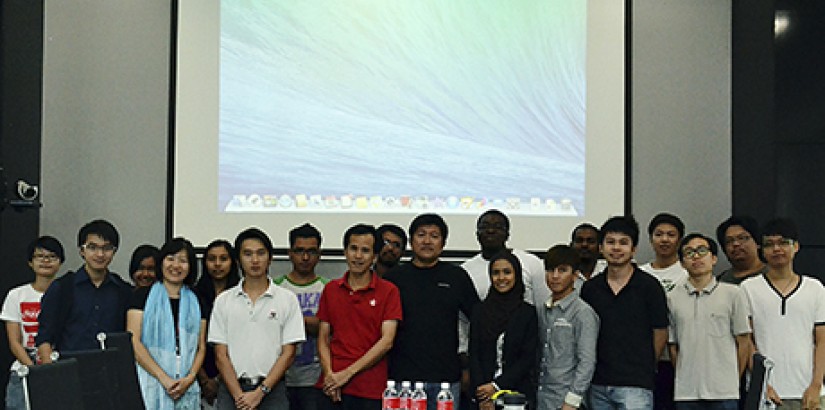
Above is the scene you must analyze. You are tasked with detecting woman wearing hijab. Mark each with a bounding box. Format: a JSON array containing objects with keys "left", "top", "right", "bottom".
[
  {"left": 469, "top": 250, "right": 538, "bottom": 410},
  {"left": 127, "top": 237, "right": 208, "bottom": 409}
]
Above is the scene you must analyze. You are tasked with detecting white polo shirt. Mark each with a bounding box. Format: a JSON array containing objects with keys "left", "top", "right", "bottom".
[
  {"left": 741, "top": 274, "right": 825, "bottom": 399},
  {"left": 208, "top": 280, "right": 306, "bottom": 379}
]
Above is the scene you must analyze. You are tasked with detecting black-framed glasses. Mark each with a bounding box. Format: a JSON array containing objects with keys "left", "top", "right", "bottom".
[
  {"left": 683, "top": 246, "right": 711, "bottom": 259},
  {"left": 32, "top": 253, "right": 59, "bottom": 262},
  {"left": 724, "top": 234, "right": 751, "bottom": 245},
  {"left": 762, "top": 238, "right": 795, "bottom": 249}
]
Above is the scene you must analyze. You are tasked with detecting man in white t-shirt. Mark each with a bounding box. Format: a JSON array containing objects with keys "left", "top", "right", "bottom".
[
  {"left": 741, "top": 218, "right": 825, "bottom": 409},
  {"left": 1, "top": 236, "right": 64, "bottom": 410},
  {"left": 209, "top": 228, "right": 306, "bottom": 410},
  {"left": 640, "top": 213, "right": 688, "bottom": 292}
]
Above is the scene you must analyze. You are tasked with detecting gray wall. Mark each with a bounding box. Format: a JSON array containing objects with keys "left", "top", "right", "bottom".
[{"left": 40, "top": 0, "right": 732, "bottom": 276}]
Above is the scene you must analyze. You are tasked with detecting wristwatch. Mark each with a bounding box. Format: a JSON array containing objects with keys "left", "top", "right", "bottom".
[{"left": 260, "top": 384, "right": 272, "bottom": 395}]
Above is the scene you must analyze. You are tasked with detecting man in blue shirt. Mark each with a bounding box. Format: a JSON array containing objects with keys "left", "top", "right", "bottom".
[{"left": 36, "top": 219, "right": 132, "bottom": 361}]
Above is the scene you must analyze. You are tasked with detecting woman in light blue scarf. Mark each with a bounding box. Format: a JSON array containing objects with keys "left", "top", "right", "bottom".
[{"left": 126, "top": 238, "right": 207, "bottom": 409}]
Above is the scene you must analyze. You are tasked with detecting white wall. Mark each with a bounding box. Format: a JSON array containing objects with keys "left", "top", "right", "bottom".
[{"left": 40, "top": 0, "right": 732, "bottom": 275}]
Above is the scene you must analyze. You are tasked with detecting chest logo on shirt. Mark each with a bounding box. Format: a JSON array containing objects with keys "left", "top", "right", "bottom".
[
  {"left": 553, "top": 318, "right": 572, "bottom": 327},
  {"left": 370, "top": 299, "right": 376, "bottom": 306},
  {"left": 437, "top": 282, "right": 451, "bottom": 288},
  {"left": 268, "top": 310, "right": 277, "bottom": 319}
]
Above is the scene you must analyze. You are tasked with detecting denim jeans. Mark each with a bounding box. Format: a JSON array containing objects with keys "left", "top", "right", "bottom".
[
  {"left": 216, "top": 380, "right": 288, "bottom": 410},
  {"left": 5, "top": 372, "right": 25, "bottom": 410},
  {"left": 589, "top": 385, "right": 654, "bottom": 410},
  {"left": 675, "top": 400, "right": 738, "bottom": 410},
  {"left": 423, "top": 382, "right": 460, "bottom": 410}
]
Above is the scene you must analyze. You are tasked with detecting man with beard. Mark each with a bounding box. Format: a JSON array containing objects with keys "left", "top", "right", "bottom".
[
  {"left": 570, "top": 223, "right": 604, "bottom": 280},
  {"left": 374, "top": 224, "right": 407, "bottom": 277},
  {"left": 580, "top": 216, "right": 668, "bottom": 410},
  {"left": 715, "top": 216, "right": 768, "bottom": 285}
]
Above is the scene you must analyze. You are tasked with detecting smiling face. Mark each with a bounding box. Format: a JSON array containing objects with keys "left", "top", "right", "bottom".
[
  {"left": 161, "top": 249, "right": 190, "bottom": 286},
  {"left": 133, "top": 256, "right": 156, "bottom": 288},
  {"left": 490, "top": 258, "right": 516, "bottom": 294},
  {"left": 476, "top": 213, "right": 509, "bottom": 252},
  {"left": 651, "top": 223, "right": 680, "bottom": 259},
  {"left": 206, "top": 245, "right": 232, "bottom": 281},
  {"left": 378, "top": 230, "right": 404, "bottom": 266},
  {"left": 680, "top": 237, "right": 717, "bottom": 277},
  {"left": 600, "top": 232, "right": 636, "bottom": 267},
  {"left": 80, "top": 234, "right": 116, "bottom": 273},
  {"left": 411, "top": 224, "right": 444, "bottom": 266},
  {"left": 345, "top": 233, "right": 376, "bottom": 276},
  {"left": 546, "top": 264, "right": 576, "bottom": 299},
  {"left": 29, "top": 247, "right": 62, "bottom": 279}
]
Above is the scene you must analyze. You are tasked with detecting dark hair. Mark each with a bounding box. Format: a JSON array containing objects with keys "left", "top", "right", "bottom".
[
  {"left": 195, "top": 239, "right": 241, "bottom": 301},
  {"left": 544, "top": 244, "right": 581, "bottom": 271},
  {"left": 155, "top": 237, "right": 198, "bottom": 286},
  {"left": 599, "top": 215, "right": 640, "bottom": 246},
  {"left": 343, "top": 224, "right": 381, "bottom": 254},
  {"left": 27, "top": 236, "right": 66, "bottom": 263},
  {"left": 129, "top": 244, "right": 159, "bottom": 280},
  {"left": 678, "top": 233, "right": 719, "bottom": 260},
  {"left": 488, "top": 250, "right": 525, "bottom": 298},
  {"left": 377, "top": 223, "right": 408, "bottom": 251},
  {"left": 647, "top": 212, "right": 685, "bottom": 238},
  {"left": 77, "top": 219, "right": 119, "bottom": 248},
  {"left": 409, "top": 213, "right": 449, "bottom": 242},
  {"left": 762, "top": 217, "right": 799, "bottom": 241},
  {"left": 716, "top": 215, "right": 760, "bottom": 247},
  {"left": 289, "top": 223, "right": 322, "bottom": 248},
  {"left": 234, "top": 227, "right": 274, "bottom": 259},
  {"left": 570, "top": 223, "right": 599, "bottom": 243},
  {"left": 476, "top": 209, "right": 510, "bottom": 231}
]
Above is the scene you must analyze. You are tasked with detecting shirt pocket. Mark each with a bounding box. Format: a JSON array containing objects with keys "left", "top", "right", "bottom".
[
  {"left": 550, "top": 322, "right": 575, "bottom": 360},
  {"left": 708, "top": 312, "right": 730, "bottom": 338}
]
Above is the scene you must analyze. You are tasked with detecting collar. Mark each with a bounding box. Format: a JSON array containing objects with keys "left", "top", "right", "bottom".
[
  {"left": 234, "top": 278, "right": 276, "bottom": 297},
  {"left": 545, "top": 291, "right": 576, "bottom": 310},
  {"left": 74, "top": 265, "right": 122, "bottom": 287},
  {"left": 338, "top": 271, "right": 377, "bottom": 292},
  {"left": 683, "top": 276, "right": 719, "bottom": 295}
]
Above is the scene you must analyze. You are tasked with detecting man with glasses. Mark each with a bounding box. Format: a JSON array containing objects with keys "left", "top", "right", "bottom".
[
  {"left": 667, "top": 233, "right": 751, "bottom": 410},
  {"left": 35, "top": 219, "right": 133, "bottom": 362},
  {"left": 274, "top": 223, "right": 328, "bottom": 410},
  {"left": 741, "top": 218, "right": 825, "bottom": 409},
  {"left": 715, "top": 216, "right": 768, "bottom": 285},
  {"left": 374, "top": 224, "right": 407, "bottom": 277},
  {"left": 2, "top": 236, "right": 65, "bottom": 408}
]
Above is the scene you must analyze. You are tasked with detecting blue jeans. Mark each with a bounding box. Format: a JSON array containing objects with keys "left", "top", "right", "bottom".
[
  {"left": 5, "top": 372, "right": 25, "bottom": 410},
  {"left": 423, "top": 382, "right": 460, "bottom": 410},
  {"left": 675, "top": 400, "right": 738, "bottom": 410},
  {"left": 590, "top": 385, "right": 653, "bottom": 410}
]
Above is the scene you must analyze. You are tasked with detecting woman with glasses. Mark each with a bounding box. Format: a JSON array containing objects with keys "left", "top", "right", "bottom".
[
  {"left": 127, "top": 237, "right": 208, "bottom": 409},
  {"left": 193, "top": 239, "right": 240, "bottom": 408},
  {"left": 0, "top": 236, "right": 65, "bottom": 409},
  {"left": 469, "top": 250, "right": 538, "bottom": 410}
]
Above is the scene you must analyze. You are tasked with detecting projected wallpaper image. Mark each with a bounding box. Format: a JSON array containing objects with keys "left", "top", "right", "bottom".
[{"left": 219, "top": 1, "right": 586, "bottom": 215}]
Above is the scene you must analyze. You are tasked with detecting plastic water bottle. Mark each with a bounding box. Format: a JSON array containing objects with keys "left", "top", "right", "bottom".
[
  {"left": 436, "top": 382, "right": 454, "bottom": 410},
  {"left": 382, "top": 380, "right": 400, "bottom": 410},
  {"left": 411, "top": 382, "right": 427, "bottom": 410},
  {"left": 399, "top": 381, "right": 413, "bottom": 410}
]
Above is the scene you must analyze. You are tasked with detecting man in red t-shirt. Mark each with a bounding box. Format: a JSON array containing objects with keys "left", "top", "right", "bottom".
[{"left": 316, "top": 224, "right": 403, "bottom": 410}]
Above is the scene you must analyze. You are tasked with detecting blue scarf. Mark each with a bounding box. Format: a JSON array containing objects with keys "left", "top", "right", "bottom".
[{"left": 137, "top": 282, "right": 201, "bottom": 409}]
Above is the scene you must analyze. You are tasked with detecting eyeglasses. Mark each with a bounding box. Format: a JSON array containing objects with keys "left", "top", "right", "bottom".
[
  {"left": 383, "top": 240, "right": 403, "bottom": 249},
  {"left": 290, "top": 248, "right": 319, "bottom": 257},
  {"left": 82, "top": 243, "right": 117, "bottom": 254},
  {"left": 762, "top": 238, "right": 795, "bottom": 249},
  {"left": 724, "top": 234, "right": 752, "bottom": 245},
  {"left": 33, "top": 253, "right": 59, "bottom": 262},
  {"left": 682, "top": 246, "right": 711, "bottom": 259}
]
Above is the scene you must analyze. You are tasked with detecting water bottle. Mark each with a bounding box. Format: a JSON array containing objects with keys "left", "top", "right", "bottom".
[
  {"left": 382, "top": 380, "right": 400, "bottom": 410},
  {"left": 399, "top": 381, "right": 413, "bottom": 410},
  {"left": 411, "top": 382, "right": 427, "bottom": 410},
  {"left": 436, "top": 382, "right": 454, "bottom": 410},
  {"left": 500, "top": 392, "right": 527, "bottom": 410}
]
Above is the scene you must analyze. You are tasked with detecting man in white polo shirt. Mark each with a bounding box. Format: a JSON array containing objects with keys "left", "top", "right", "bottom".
[
  {"left": 210, "top": 227, "right": 306, "bottom": 410},
  {"left": 668, "top": 233, "right": 751, "bottom": 409},
  {"left": 741, "top": 218, "right": 825, "bottom": 409}
]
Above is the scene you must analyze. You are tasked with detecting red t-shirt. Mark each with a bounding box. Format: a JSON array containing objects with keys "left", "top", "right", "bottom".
[{"left": 316, "top": 272, "right": 402, "bottom": 399}]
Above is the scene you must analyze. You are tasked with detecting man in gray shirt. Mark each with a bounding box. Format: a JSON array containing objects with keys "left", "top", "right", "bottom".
[
  {"left": 538, "top": 245, "right": 599, "bottom": 410},
  {"left": 668, "top": 233, "right": 751, "bottom": 409}
]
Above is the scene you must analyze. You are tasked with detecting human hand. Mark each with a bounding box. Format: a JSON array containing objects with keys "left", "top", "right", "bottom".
[
  {"left": 235, "top": 388, "right": 264, "bottom": 410},
  {"left": 323, "top": 369, "right": 353, "bottom": 392},
  {"left": 766, "top": 384, "right": 782, "bottom": 406},
  {"left": 802, "top": 384, "right": 822, "bottom": 410},
  {"left": 475, "top": 383, "right": 497, "bottom": 402}
]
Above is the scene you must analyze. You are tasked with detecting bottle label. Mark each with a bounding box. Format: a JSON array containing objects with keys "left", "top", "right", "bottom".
[
  {"left": 411, "top": 398, "right": 427, "bottom": 410},
  {"left": 437, "top": 401, "right": 454, "bottom": 410},
  {"left": 383, "top": 397, "right": 400, "bottom": 409},
  {"left": 400, "top": 398, "right": 412, "bottom": 409}
]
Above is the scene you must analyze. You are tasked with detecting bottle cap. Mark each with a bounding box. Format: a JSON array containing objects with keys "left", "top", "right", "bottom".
[
  {"left": 440, "top": 382, "right": 450, "bottom": 389},
  {"left": 402, "top": 381, "right": 411, "bottom": 387},
  {"left": 387, "top": 380, "right": 396, "bottom": 388},
  {"left": 415, "top": 382, "right": 425, "bottom": 389}
]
